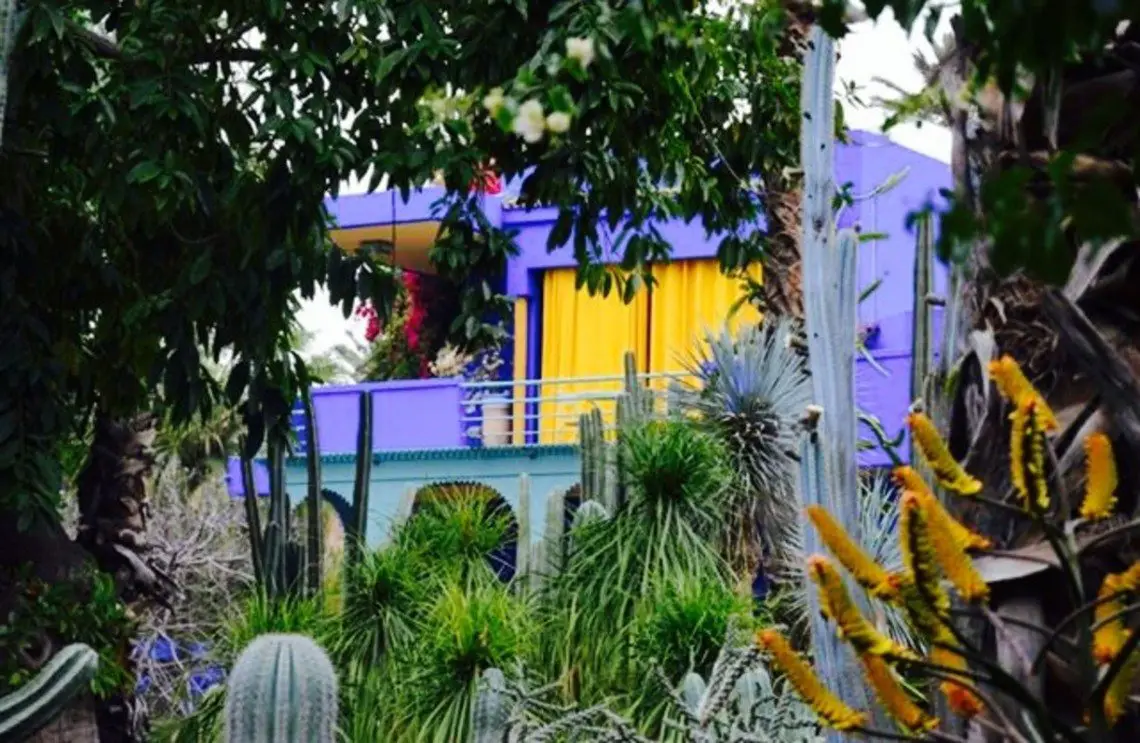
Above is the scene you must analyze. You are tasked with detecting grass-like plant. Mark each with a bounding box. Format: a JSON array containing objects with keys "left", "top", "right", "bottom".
[{"left": 758, "top": 355, "right": 1140, "bottom": 741}]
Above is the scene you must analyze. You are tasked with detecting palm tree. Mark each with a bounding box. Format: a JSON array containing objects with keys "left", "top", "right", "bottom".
[{"left": 920, "top": 18, "right": 1140, "bottom": 739}]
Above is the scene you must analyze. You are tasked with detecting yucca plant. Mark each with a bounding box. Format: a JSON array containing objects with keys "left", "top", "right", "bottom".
[
  {"left": 759, "top": 355, "right": 1140, "bottom": 740},
  {"left": 539, "top": 419, "right": 736, "bottom": 708},
  {"left": 679, "top": 317, "right": 811, "bottom": 585},
  {"left": 397, "top": 487, "right": 516, "bottom": 586},
  {"left": 334, "top": 545, "right": 429, "bottom": 672},
  {"left": 387, "top": 577, "right": 533, "bottom": 742}
]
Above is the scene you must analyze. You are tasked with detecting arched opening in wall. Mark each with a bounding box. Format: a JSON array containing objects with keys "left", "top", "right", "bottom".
[{"left": 410, "top": 481, "right": 518, "bottom": 582}]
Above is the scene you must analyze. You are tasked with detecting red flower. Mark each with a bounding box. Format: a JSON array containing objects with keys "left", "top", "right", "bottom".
[{"left": 470, "top": 164, "right": 503, "bottom": 195}]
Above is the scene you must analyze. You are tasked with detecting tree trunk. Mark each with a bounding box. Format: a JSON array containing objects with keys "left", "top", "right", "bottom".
[
  {"left": 24, "top": 695, "right": 100, "bottom": 743},
  {"left": 939, "top": 15, "right": 1140, "bottom": 741}
]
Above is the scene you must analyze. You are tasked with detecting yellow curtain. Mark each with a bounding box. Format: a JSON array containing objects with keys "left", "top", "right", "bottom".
[
  {"left": 647, "top": 259, "right": 763, "bottom": 378},
  {"left": 539, "top": 268, "right": 649, "bottom": 444}
]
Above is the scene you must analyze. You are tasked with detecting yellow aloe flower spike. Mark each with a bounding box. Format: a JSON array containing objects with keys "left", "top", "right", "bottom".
[
  {"left": 989, "top": 354, "right": 1058, "bottom": 431},
  {"left": 1080, "top": 433, "right": 1118, "bottom": 520},
  {"left": 861, "top": 654, "right": 939, "bottom": 733},
  {"left": 1094, "top": 574, "right": 1130, "bottom": 665},
  {"left": 911, "top": 493, "right": 990, "bottom": 603},
  {"left": 807, "top": 505, "right": 900, "bottom": 601},
  {"left": 1093, "top": 564, "right": 1140, "bottom": 664},
  {"left": 807, "top": 555, "right": 917, "bottom": 660},
  {"left": 930, "top": 636, "right": 985, "bottom": 719},
  {"left": 897, "top": 577, "right": 944, "bottom": 641},
  {"left": 1105, "top": 648, "right": 1140, "bottom": 724},
  {"left": 906, "top": 413, "right": 983, "bottom": 495},
  {"left": 756, "top": 629, "right": 867, "bottom": 731},
  {"left": 1009, "top": 398, "right": 1050, "bottom": 511},
  {"left": 893, "top": 467, "right": 991, "bottom": 551},
  {"left": 900, "top": 492, "right": 950, "bottom": 617}
]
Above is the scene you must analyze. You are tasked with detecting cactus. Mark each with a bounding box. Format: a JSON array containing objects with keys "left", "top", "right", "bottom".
[
  {"left": 621, "top": 350, "right": 653, "bottom": 420},
  {"left": 528, "top": 540, "right": 547, "bottom": 593},
  {"left": 224, "top": 634, "right": 338, "bottom": 743},
  {"left": 798, "top": 23, "right": 876, "bottom": 733},
  {"left": 471, "top": 667, "right": 511, "bottom": 743},
  {"left": 347, "top": 391, "right": 373, "bottom": 574},
  {"left": 542, "top": 489, "right": 567, "bottom": 575},
  {"left": 569, "top": 499, "right": 608, "bottom": 531},
  {"left": 578, "top": 407, "right": 607, "bottom": 505},
  {"left": 0, "top": 643, "right": 99, "bottom": 742},
  {"left": 302, "top": 387, "right": 323, "bottom": 597},
  {"left": 568, "top": 499, "right": 608, "bottom": 556},
  {"left": 516, "top": 474, "right": 532, "bottom": 578}
]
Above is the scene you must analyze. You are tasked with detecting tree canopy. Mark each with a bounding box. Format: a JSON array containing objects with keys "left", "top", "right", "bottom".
[{"left": 0, "top": 0, "right": 803, "bottom": 513}]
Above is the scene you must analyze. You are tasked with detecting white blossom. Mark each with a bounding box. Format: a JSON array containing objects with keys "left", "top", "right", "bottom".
[
  {"left": 513, "top": 99, "right": 546, "bottom": 143},
  {"left": 482, "top": 87, "right": 506, "bottom": 115},
  {"left": 545, "top": 111, "right": 571, "bottom": 134},
  {"left": 565, "top": 36, "right": 595, "bottom": 69}
]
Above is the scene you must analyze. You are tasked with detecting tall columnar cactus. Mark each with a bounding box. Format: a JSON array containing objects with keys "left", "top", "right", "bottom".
[
  {"left": 516, "top": 474, "right": 532, "bottom": 578},
  {"left": 621, "top": 350, "right": 653, "bottom": 419},
  {"left": 543, "top": 488, "right": 567, "bottom": 575},
  {"left": 224, "top": 634, "right": 338, "bottom": 743},
  {"left": 302, "top": 387, "right": 323, "bottom": 597},
  {"left": 578, "top": 407, "right": 606, "bottom": 505},
  {"left": 347, "top": 391, "right": 374, "bottom": 575},
  {"left": 797, "top": 23, "right": 875, "bottom": 732},
  {"left": 471, "top": 667, "right": 511, "bottom": 743},
  {"left": 241, "top": 390, "right": 374, "bottom": 599},
  {"left": 0, "top": 643, "right": 99, "bottom": 742}
]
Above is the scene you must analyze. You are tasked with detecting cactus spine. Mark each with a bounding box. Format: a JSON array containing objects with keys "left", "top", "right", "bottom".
[
  {"left": 224, "top": 634, "right": 338, "bottom": 743},
  {"left": 471, "top": 667, "right": 511, "bottom": 743},
  {"left": 0, "top": 643, "right": 98, "bottom": 742}
]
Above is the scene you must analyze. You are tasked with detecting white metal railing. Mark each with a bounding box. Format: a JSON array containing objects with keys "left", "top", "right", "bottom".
[{"left": 459, "top": 371, "right": 694, "bottom": 446}]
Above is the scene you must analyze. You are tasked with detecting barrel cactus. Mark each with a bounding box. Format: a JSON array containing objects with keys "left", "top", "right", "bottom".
[
  {"left": 0, "top": 643, "right": 98, "bottom": 742},
  {"left": 224, "top": 634, "right": 338, "bottom": 743}
]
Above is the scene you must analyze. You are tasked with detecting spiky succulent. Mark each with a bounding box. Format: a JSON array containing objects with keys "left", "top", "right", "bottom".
[{"left": 679, "top": 317, "right": 811, "bottom": 579}]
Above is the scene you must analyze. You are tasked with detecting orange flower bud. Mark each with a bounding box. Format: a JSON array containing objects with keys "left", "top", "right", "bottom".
[
  {"left": 906, "top": 413, "right": 982, "bottom": 495},
  {"left": 756, "top": 629, "right": 866, "bottom": 731}
]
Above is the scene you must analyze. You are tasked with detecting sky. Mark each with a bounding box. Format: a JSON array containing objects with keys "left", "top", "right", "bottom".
[{"left": 298, "top": 10, "right": 954, "bottom": 353}]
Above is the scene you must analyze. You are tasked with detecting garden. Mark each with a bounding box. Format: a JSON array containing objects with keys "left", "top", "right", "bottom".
[{"left": 3, "top": 0, "right": 1140, "bottom": 742}]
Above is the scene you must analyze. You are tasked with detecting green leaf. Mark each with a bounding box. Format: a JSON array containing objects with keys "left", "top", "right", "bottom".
[{"left": 127, "top": 161, "right": 162, "bottom": 184}]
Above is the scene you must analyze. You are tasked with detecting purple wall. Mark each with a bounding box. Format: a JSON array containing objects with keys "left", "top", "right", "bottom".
[{"left": 304, "top": 378, "right": 466, "bottom": 453}]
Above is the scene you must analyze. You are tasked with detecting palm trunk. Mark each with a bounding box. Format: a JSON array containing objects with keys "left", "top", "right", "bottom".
[
  {"left": 25, "top": 695, "right": 100, "bottom": 743},
  {"left": 939, "top": 16, "right": 1140, "bottom": 742}
]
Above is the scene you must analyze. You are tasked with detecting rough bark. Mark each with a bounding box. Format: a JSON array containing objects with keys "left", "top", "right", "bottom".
[
  {"left": 936, "top": 15, "right": 1140, "bottom": 741},
  {"left": 25, "top": 695, "right": 100, "bottom": 743}
]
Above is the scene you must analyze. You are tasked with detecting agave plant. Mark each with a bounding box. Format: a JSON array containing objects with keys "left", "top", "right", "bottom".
[{"left": 678, "top": 317, "right": 811, "bottom": 583}]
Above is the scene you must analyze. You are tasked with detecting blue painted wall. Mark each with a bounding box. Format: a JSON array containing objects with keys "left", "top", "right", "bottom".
[{"left": 282, "top": 446, "right": 580, "bottom": 548}]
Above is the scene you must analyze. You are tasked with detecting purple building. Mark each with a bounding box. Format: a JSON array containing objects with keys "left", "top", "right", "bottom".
[{"left": 227, "top": 130, "right": 951, "bottom": 548}]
